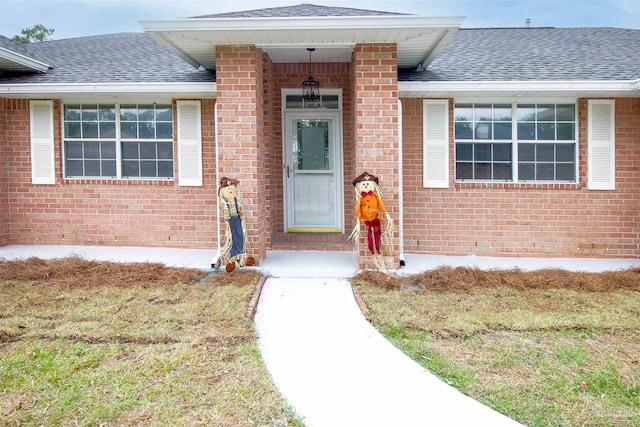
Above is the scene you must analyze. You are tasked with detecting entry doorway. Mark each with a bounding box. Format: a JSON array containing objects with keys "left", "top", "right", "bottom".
[{"left": 282, "top": 92, "right": 343, "bottom": 233}]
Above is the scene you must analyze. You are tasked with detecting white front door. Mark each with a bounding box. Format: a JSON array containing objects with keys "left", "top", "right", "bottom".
[{"left": 284, "top": 111, "right": 343, "bottom": 232}]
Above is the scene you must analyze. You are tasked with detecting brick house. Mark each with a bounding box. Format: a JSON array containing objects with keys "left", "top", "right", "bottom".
[{"left": 0, "top": 4, "right": 638, "bottom": 268}]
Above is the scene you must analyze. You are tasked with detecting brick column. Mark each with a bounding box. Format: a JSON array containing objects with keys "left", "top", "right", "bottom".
[
  {"left": 215, "top": 45, "right": 267, "bottom": 262},
  {"left": 0, "top": 98, "right": 8, "bottom": 246},
  {"left": 352, "top": 43, "right": 400, "bottom": 269}
]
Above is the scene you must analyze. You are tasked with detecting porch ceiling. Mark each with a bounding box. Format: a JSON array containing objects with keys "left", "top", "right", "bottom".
[{"left": 140, "top": 15, "right": 464, "bottom": 71}]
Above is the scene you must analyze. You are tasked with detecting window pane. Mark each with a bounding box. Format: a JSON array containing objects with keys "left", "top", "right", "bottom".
[
  {"left": 456, "top": 162, "right": 473, "bottom": 180},
  {"left": 286, "top": 95, "right": 303, "bottom": 109},
  {"left": 475, "top": 123, "right": 492, "bottom": 139},
  {"left": 157, "top": 142, "right": 173, "bottom": 160},
  {"left": 518, "top": 123, "right": 535, "bottom": 140},
  {"left": 519, "top": 143, "right": 535, "bottom": 161},
  {"left": 101, "top": 160, "right": 116, "bottom": 177},
  {"left": 494, "top": 163, "right": 512, "bottom": 180},
  {"left": 455, "top": 122, "right": 473, "bottom": 139},
  {"left": 140, "top": 143, "right": 156, "bottom": 159},
  {"left": 556, "top": 163, "right": 575, "bottom": 181},
  {"left": 494, "top": 122, "right": 512, "bottom": 140},
  {"left": 66, "top": 159, "right": 83, "bottom": 177},
  {"left": 138, "top": 105, "right": 155, "bottom": 121},
  {"left": 122, "top": 160, "right": 139, "bottom": 177},
  {"left": 140, "top": 161, "right": 157, "bottom": 177},
  {"left": 519, "top": 163, "right": 535, "bottom": 180},
  {"left": 138, "top": 122, "right": 155, "bottom": 139},
  {"left": 493, "top": 105, "right": 512, "bottom": 121},
  {"left": 556, "top": 144, "right": 574, "bottom": 162},
  {"left": 517, "top": 105, "right": 536, "bottom": 122},
  {"left": 322, "top": 95, "right": 339, "bottom": 109},
  {"left": 99, "top": 122, "right": 116, "bottom": 138},
  {"left": 122, "top": 142, "right": 139, "bottom": 159},
  {"left": 155, "top": 105, "right": 172, "bottom": 121},
  {"left": 474, "top": 105, "right": 492, "bottom": 121},
  {"left": 120, "top": 105, "right": 137, "bottom": 121},
  {"left": 474, "top": 163, "right": 492, "bottom": 180},
  {"left": 537, "top": 144, "right": 555, "bottom": 161},
  {"left": 456, "top": 143, "right": 473, "bottom": 161},
  {"left": 556, "top": 104, "right": 575, "bottom": 121},
  {"left": 454, "top": 104, "right": 473, "bottom": 122},
  {"left": 84, "top": 142, "right": 100, "bottom": 159},
  {"left": 536, "top": 163, "right": 555, "bottom": 180},
  {"left": 85, "top": 160, "right": 101, "bottom": 176},
  {"left": 100, "top": 142, "right": 115, "bottom": 159},
  {"left": 156, "top": 122, "right": 173, "bottom": 139},
  {"left": 475, "top": 144, "right": 491, "bottom": 161},
  {"left": 82, "top": 107, "right": 97, "bottom": 121},
  {"left": 537, "top": 105, "right": 555, "bottom": 121},
  {"left": 120, "top": 122, "right": 137, "bottom": 138},
  {"left": 82, "top": 122, "right": 98, "bottom": 139},
  {"left": 65, "top": 142, "right": 83, "bottom": 158},
  {"left": 64, "top": 105, "right": 81, "bottom": 121},
  {"left": 158, "top": 161, "right": 173, "bottom": 178},
  {"left": 65, "top": 122, "right": 81, "bottom": 138},
  {"left": 493, "top": 143, "right": 512, "bottom": 161},
  {"left": 557, "top": 123, "right": 575, "bottom": 140},
  {"left": 537, "top": 123, "right": 555, "bottom": 140},
  {"left": 99, "top": 105, "right": 116, "bottom": 121}
]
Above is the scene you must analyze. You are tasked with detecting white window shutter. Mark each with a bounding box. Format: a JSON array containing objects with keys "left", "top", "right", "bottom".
[
  {"left": 423, "top": 99, "right": 449, "bottom": 188},
  {"left": 30, "top": 100, "right": 55, "bottom": 184},
  {"left": 587, "top": 100, "right": 615, "bottom": 190},
  {"left": 177, "top": 100, "right": 203, "bottom": 187}
]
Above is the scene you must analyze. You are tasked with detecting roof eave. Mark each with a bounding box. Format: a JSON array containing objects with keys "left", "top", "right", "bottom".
[
  {"left": 399, "top": 80, "right": 640, "bottom": 98},
  {"left": 0, "top": 82, "right": 217, "bottom": 99},
  {"left": 0, "top": 46, "right": 50, "bottom": 73}
]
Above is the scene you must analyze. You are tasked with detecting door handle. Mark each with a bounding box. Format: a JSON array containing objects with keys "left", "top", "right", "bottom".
[{"left": 286, "top": 165, "right": 290, "bottom": 178}]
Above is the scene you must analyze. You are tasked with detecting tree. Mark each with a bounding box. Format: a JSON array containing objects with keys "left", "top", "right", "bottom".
[{"left": 11, "top": 24, "right": 54, "bottom": 43}]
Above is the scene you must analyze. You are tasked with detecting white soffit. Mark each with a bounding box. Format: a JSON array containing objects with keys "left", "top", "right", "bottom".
[
  {"left": 141, "top": 15, "right": 464, "bottom": 70},
  {"left": 0, "top": 47, "right": 50, "bottom": 73}
]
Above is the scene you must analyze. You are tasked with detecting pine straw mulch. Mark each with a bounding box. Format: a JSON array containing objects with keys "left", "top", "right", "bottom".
[
  {"left": 354, "top": 266, "right": 640, "bottom": 292},
  {"left": 0, "top": 256, "right": 261, "bottom": 288}
]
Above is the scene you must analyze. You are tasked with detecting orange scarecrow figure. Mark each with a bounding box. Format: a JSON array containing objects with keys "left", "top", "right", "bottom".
[
  {"left": 348, "top": 171, "right": 394, "bottom": 272},
  {"left": 218, "top": 177, "right": 255, "bottom": 273}
]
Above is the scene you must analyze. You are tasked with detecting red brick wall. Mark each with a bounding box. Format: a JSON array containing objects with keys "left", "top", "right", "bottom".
[
  {"left": 401, "top": 97, "right": 640, "bottom": 257},
  {"left": 352, "top": 44, "right": 400, "bottom": 267},
  {"left": 216, "top": 45, "right": 267, "bottom": 261},
  {"left": 0, "top": 98, "right": 8, "bottom": 245},
  {"left": 4, "top": 98, "right": 218, "bottom": 248},
  {"left": 270, "top": 62, "right": 355, "bottom": 234}
]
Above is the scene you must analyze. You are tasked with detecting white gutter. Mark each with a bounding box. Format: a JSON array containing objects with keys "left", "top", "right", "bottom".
[
  {"left": 397, "top": 99, "right": 405, "bottom": 268},
  {"left": 141, "top": 15, "right": 465, "bottom": 32},
  {"left": 0, "top": 82, "right": 217, "bottom": 95},
  {"left": 399, "top": 79, "right": 640, "bottom": 95},
  {"left": 0, "top": 46, "right": 50, "bottom": 73}
]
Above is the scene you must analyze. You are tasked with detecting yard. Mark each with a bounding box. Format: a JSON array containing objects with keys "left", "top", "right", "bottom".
[
  {"left": 353, "top": 267, "right": 640, "bottom": 427},
  {"left": 0, "top": 257, "right": 303, "bottom": 426}
]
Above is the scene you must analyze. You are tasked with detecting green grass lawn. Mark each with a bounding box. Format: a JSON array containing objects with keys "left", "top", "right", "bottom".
[
  {"left": 353, "top": 268, "right": 640, "bottom": 427},
  {"left": 0, "top": 259, "right": 303, "bottom": 427}
]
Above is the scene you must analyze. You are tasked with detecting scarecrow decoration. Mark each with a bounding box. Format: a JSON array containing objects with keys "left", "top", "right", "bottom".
[
  {"left": 348, "top": 171, "right": 394, "bottom": 272},
  {"left": 218, "top": 177, "right": 255, "bottom": 273}
]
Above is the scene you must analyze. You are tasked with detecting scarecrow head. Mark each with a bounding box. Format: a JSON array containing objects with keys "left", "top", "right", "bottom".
[
  {"left": 218, "top": 177, "right": 239, "bottom": 201},
  {"left": 352, "top": 171, "right": 379, "bottom": 195}
]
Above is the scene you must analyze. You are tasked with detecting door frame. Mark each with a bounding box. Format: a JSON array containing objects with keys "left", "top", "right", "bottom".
[{"left": 282, "top": 88, "right": 344, "bottom": 233}]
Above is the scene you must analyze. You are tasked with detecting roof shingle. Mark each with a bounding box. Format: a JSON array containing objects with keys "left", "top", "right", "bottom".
[{"left": 191, "top": 3, "right": 407, "bottom": 18}]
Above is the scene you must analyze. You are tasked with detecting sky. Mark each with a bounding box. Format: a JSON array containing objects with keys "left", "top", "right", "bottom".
[{"left": 0, "top": 0, "right": 639, "bottom": 41}]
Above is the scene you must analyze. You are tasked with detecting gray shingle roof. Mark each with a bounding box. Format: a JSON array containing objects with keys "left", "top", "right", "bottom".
[
  {"left": 191, "top": 3, "right": 407, "bottom": 18},
  {"left": 0, "top": 35, "right": 52, "bottom": 68},
  {"left": 400, "top": 27, "right": 640, "bottom": 82},
  {"left": 0, "top": 33, "right": 214, "bottom": 84}
]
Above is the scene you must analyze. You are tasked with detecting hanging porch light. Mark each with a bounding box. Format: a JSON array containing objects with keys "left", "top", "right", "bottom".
[{"left": 302, "top": 48, "right": 320, "bottom": 104}]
